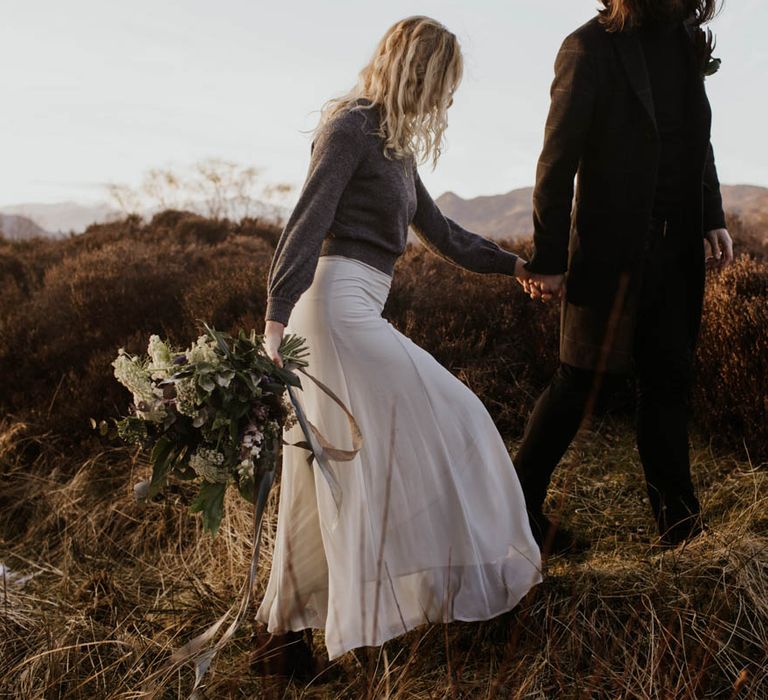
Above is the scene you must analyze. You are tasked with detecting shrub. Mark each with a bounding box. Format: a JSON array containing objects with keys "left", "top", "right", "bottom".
[
  {"left": 384, "top": 239, "right": 560, "bottom": 436},
  {"left": 0, "top": 213, "right": 277, "bottom": 437},
  {"left": 728, "top": 212, "right": 768, "bottom": 261},
  {"left": 0, "top": 212, "right": 766, "bottom": 462},
  {"left": 695, "top": 256, "right": 768, "bottom": 461}
]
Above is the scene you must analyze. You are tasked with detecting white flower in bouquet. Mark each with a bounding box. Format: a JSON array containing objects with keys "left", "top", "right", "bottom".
[
  {"left": 241, "top": 423, "right": 265, "bottom": 460},
  {"left": 147, "top": 334, "right": 174, "bottom": 380},
  {"left": 111, "top": 323, "right": 311, "bottom": 536},
  {"left": 112, "top": 350, "right": 167, "bottom": 422},
  {"left": 237, "top": 458, "right": 255, "bottom": 480},
  {"left": 175, "top": 377, "right": 201, "bottom": 417},
  {"left": 281, "top": 394, "right": 298, "bottom": 431},
  {"left": 189, "top": 447, "right": 229, "bottom": 484},
  {"left": 187, "top": 336, "right": 219, "bottom": 365}
]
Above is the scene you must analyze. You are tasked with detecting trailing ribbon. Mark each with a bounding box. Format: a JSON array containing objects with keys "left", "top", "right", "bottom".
[
  {"left": 138, "top": 365, "right": 362, "bottom": 699},
  {"left": 286, "top": 366, "right": 364, "bottom": 514}
]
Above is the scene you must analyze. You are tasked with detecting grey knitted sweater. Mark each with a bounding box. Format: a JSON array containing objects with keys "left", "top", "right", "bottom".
[{"left": 265, "top": 100, "right": 520, "bottom": 325}]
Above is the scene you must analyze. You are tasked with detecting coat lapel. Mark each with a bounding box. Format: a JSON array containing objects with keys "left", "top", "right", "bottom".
[{"left": 612, "top": 31, "right": 657, "bottom": 134}]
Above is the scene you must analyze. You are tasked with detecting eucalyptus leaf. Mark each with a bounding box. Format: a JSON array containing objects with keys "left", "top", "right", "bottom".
[
  {"left": 149, "top": 436, "right": 175, "bottom": 497},
  {"left": 189, "top": 482, "right": 227, "bottom": 536},
  {"left": 236, "top": 476, "right": 257, "bottom": 504},
  {"left": 215, "top": 373, "right": 234, "bottom": 388},
  {"left": 176, "top": 466, "right": 198, "bottom": 481},
  {"left": 192, "top": 412, "right": 207, "bottom": 428},
  {"left": 198, "top": 375, "right": 216, "bottom": 392},
  {"left": 203, "top": 322, "right": 233, "bottom": 360},
  {"left": 271, "top": 366, "right": 303, "bottom": 388},
  {"left": 261, "top": 381, "right": 286, "bottom": 395},
  {"left": 238, "top": 371, "right": 260, "bottom": 394}
]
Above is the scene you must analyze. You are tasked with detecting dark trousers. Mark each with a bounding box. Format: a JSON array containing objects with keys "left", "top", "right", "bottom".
[{"left": 514, "top": 216, "right": 702, "bottom": 543}]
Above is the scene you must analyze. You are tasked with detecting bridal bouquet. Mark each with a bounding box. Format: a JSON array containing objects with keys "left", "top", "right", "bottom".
[
  {"left": 111, "top": 322, "right": 360, "bottom": 695},
  {"left": 111, "top": 322, "right": 309, "bottom": 536}
]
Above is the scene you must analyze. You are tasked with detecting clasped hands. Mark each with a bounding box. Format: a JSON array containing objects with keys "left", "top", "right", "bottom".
[
  {"left": 513, "top": 258, "right": 564, "bottom": 303},
  {"left": 512, "top": 228, "right": 734, "bottom": 303}
]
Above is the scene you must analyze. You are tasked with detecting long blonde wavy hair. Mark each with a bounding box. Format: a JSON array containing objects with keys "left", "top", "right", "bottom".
[{"left": 316, "top": 16, "right": 463, "bottom": 167}]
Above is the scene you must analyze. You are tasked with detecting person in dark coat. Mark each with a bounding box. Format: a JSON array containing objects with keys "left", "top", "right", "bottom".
[{"left": 514, "top": 0, "right": 734, "bottom": 553}]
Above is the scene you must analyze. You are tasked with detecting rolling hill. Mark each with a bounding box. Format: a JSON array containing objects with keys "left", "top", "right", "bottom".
[
  {"left": 0, "top": 214, "right": 51, "bottom": 240},
  {"left": 0, "top": 199, "right": 287, "bottom": 236},
  {"left": 0, "top": 202, "right": 118, "bottom": 235}
]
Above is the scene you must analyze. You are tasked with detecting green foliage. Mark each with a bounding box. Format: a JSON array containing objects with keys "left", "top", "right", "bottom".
[
  {"left": 148, "top": 435, "right": 176, "bottom": 497},
  {"left": 189, "top": 482, "right": 227, "bottom": 536}
]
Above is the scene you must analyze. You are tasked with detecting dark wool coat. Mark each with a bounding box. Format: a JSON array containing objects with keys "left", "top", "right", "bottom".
[{"left": 526, "top": 16, "right": 726, "bottom": 373}]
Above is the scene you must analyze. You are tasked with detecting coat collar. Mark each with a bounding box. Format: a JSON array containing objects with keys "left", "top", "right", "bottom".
[
  {"left": 612, "top": 22, "right": 703, "bottom": 135},
  {"left": 612, "top": 30, "right": 658, "bottom": 134}
]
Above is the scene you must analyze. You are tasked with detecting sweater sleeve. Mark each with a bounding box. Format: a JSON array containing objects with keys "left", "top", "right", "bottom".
[
  {"left": 527, "top": 32, "right": 597, "bottom": 275},
  {"left": 410, "top": 169, "right": 519, "bottom": 276},
  {"left": 265, "top": 111, "right": 367, "bottom": 325}
]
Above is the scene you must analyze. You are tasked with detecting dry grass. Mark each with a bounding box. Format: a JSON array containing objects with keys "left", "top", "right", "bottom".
[
  {"left": 695, "top": 256, "right": 768, "bottom": 462},
  {"left": 1, "top": 212, "right": 767, "bottom": 698},
  {"left": 1, "top": 415, "right": 766, "bottom": 699}
]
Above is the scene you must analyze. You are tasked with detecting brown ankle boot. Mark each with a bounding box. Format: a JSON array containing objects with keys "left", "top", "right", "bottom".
[{"left": 251, "top": 628, "right": 315, "bottom": 681}]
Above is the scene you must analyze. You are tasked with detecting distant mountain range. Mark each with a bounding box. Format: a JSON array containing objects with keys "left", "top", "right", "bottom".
[
  {"left": 436, "top": 188, "right": 535, "bottom": 240},
  {"left": 0, "top": 199, "right": 288, "bottom": 240},
  {"left": 2, "top": 185, "right": 766, "bottom": 243},
  {"left": 0, "top": 202, "right": 118, "bottom": 237},
  {"left": 436, "top": 184, "right": 768, "bottom": 240},
  {"left": 0, "top": 214, "right": 52, "bottom": 241}
]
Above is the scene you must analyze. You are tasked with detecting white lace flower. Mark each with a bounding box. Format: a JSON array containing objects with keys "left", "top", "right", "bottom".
[
  {"left": 237, "top": 458, "right": 254, "bottom": 480},
  {"left": 241, "top": 424, "right": 264, "bottom": 459},
  {"left": 135, "top": 401, "right": 167, "bottom": 422},
  {"left": 175, "top": 377, "right": 200, "bottom": 417},
  {"left": 187, "top": 336, "right": 219, "bottom": 366},
  {"left": 113, "top": 351, "right": 154, "bottom": 401},
  {"left": 189, "top": 447, "right": 229, "bottom": 483},
  {"left": 281, "top": 394, "right": 298, "bottom": 431},
  {"left": 147, "top": 334, "right": 174, "bottom": 380},
  {"left": 112, "top": 351, "right": 168, "bottom": 422}
]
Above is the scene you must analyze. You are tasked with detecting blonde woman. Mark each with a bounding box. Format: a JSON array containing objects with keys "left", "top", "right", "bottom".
[{"left": 255, "top": 15, "right": 542, "bottom": 666}]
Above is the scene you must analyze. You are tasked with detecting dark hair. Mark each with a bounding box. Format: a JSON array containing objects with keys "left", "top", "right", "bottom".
[{"left": 598, "top": 0, "right": 722, "bottom": 32}]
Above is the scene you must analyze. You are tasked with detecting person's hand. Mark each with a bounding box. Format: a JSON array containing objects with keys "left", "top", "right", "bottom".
[
  {"left": 705, "top": 228, "right": 734, "bottom": 269},
  {"left": 264, "top": 320, "right": 286, "bottom": 368},
  {"left": 526, "top": 272, "right": 565, "bottom": 303},
  {"left": 513, "top": 257, "right": 531, "bottom": 285}
]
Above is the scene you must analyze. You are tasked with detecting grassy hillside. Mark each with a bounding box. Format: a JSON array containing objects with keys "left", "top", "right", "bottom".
[{"left": 1, "top": 212, "right": 767, "bottom": 698}]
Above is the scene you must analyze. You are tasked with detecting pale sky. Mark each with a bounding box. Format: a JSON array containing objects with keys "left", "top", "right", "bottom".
[{"left": 1, "top": 0, "right": 765, "bottom": 208}]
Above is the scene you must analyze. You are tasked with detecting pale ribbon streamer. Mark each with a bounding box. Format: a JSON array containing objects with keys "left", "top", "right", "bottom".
[{"left": 136, "top": 364, "right": 362, "bottom": 698}]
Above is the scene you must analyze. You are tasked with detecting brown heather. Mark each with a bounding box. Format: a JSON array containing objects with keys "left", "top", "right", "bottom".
[{"left": 0, "top": 212, "right": 766, "bottom": 698}]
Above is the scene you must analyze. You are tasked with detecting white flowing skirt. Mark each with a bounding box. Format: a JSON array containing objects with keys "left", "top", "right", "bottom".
[{"left": 255, "top": 255, "right": 542, "bottom": 659}]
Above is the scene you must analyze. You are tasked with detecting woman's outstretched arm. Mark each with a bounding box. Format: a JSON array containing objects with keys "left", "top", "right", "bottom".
[{"left": 410, "top": 169, "right": 523, "bottom": 276}]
